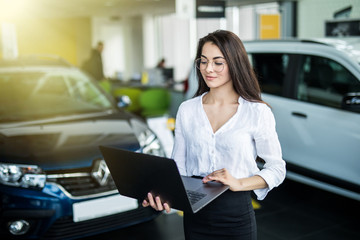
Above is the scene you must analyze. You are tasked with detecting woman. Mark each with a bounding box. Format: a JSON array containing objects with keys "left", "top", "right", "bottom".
[{"left": 143, "top": 30, "right": 286, "bottom": 240}]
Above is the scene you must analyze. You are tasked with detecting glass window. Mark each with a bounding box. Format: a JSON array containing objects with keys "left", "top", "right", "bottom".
[
  {"left": 297, "top": 55, "right": 360, "bottom": 109},
  {"left": 248, "top": 53, "right": 289, "bottom": 96}
]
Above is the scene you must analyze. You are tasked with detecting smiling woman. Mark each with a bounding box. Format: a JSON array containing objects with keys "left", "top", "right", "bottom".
[{"left": 143, "top": 30, "right": 286, "bottom": 240}]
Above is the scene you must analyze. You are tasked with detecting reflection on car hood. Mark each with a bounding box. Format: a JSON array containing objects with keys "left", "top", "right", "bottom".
[{"left": 0, "top": 113, "right": 140, "bottom": 171}]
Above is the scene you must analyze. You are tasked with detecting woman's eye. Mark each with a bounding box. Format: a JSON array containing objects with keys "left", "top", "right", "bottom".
[{"left": 214, "top": 62, "right": 224, "bottom": 66}]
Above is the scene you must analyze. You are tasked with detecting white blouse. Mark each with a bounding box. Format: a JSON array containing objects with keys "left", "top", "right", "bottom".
[{"left": 171, "top": 93, "right": 286, "bottom": 200}]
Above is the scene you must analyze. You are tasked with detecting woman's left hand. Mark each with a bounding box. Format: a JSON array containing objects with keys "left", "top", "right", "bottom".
[{"left": 202, "top": 168, "right": 241, "bottom": 191}]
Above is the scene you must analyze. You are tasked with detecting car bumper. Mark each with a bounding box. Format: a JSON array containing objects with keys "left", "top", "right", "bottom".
[{"left": 0, "top": 185, "right": 160, "bottom": 239}]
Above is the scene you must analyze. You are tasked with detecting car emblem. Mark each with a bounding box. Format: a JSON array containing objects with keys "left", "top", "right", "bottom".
[{"left": 91, "top": 159, "right": 111, "bottom": 186}]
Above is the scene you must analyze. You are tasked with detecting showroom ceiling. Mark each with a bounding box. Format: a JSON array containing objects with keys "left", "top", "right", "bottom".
[
  {"left": 0, "top": 0, "right": 279, "bottom": 19},
  {"left": 0, "top": 0, "right": 176, "bottom": 18}
]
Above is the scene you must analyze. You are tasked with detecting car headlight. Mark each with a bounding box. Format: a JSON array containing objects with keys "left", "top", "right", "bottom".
[
  {"left": 0, "top": 163, "right": 46, "bottom": 189},
  {"left": 130, "top": 118, "right": 166, "bottom": 157},
  {"left": 138, "top": 129, "right": 165, "bottom": 156}
]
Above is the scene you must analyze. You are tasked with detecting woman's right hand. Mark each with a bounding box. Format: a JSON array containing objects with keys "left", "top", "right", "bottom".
[{"left": 142, "top": 192, "right": 171, "bottom": 213}]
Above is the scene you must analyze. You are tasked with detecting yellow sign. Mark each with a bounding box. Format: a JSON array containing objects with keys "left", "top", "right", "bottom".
[{"left": 260, "top": 14, "right": 280, "bottom": 39}]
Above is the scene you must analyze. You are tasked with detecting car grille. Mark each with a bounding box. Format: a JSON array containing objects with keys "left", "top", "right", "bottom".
[
  {"left": 40, "top": 207, "right": 160, "bottom": 240},
  {"left": 46, "top": 161, "right": 117, "bottom": 198},
  {"left": 47, "top": 173, "right": 117, "bottom": 197}
]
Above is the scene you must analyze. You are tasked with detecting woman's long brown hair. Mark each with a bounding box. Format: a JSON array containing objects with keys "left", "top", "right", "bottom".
[{"left": 194, "top": 30, "right": 263, "bottom": 103}]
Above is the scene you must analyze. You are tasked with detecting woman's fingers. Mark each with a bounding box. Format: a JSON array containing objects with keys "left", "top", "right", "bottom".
[
  {"left": 147, "top": 192, "right": 157, "bottom": 208},
  {"left": 203, "top": 168, "right": 226, "bottom": 183},
  {"left": 163, "top": 203, "right": 171, "bottom": 213},
  {"left": 144, "top": 192, "right": 170, "bottom": 212},
  {"left": 203, "top": 168, "right": 236, "bottom": 186},
  {"left": 142, "top": 199, "right": 149, "bottom": 207},
  {"left": 155, "top": 196, "right": 164, "bottom": 211}
]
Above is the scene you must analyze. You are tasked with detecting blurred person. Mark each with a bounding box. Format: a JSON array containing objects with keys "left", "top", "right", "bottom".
[
  {"left": 156, "top": 58, "right": 166, "bottom": 68},
  {"left": 142, "top": 30, "right": 286, "bottom": 240},
  {"left": 82, "top": 41, "right": 105, "bottom": 81},
  {"left": 152, "top": 57, "right": 174, "bottom": 87}
]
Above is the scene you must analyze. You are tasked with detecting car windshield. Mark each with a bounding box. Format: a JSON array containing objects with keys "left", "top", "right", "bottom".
[{"left": 0, "top": 69, "right": 114, "bottom": 122}]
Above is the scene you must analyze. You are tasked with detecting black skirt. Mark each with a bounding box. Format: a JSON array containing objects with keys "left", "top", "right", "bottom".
[{"left": 183, "top": 190, "right": 257, "bottom": 240}]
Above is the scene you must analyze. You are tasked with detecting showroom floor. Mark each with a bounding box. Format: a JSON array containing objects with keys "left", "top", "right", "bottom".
[{"left": 86, "top": 179, "right": 360, "bottom": 240}]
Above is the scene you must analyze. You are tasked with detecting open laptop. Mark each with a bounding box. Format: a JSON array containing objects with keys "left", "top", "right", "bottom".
[{"left": 99, "top": 145, "right": 229, "bottom": 213}]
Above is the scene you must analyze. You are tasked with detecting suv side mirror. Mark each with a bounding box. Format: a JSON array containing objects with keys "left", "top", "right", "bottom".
[{"left": 341, "top": 93, "right": 360, "bottom": 113}]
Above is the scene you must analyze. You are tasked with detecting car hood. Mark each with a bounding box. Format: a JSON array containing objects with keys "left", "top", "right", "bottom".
[{"left": 0, "top": 112, "right": 140, "bottom": 171}]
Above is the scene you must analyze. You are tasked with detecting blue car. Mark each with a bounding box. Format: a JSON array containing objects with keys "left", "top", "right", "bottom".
[{"left": 0, "top": 55, "right": 164, "bottom": 239}]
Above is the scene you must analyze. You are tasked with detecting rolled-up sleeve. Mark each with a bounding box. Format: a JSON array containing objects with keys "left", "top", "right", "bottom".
[{"left": 253, "top": 106, "right": 286, "bottom": 200}]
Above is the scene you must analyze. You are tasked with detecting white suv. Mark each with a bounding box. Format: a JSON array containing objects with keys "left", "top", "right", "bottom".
[{"left": 243, "top": 38, "right": 360, "bottom": 201}]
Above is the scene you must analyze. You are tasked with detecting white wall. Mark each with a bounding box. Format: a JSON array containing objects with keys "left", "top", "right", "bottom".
[
  {"left": 158, "top": 15, "right": 177, "bottom": 70},
  {"left": 157, "top": 14, "right": 194, "bottom": 82},
  {"left": 92, "top": 16, "right": 144, "bottom": 81},
  {"left": 236, "top": 5, "right": 257, "bottom": 40},
  {"left": 298, "top": 0, "right": 360, "bottom": 38},
  {"left": 92, "top": 17, "right": 124, "bottom": 79},
  {"left": 157, "top": 15, "right": 227, "bottom": 83},
  {"left": 143, "top": 15, "right": 159, "bottom": 70}
]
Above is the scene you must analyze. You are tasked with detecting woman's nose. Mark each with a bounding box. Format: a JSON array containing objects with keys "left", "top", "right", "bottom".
[{"left": 205, "top": 62, "right": 214, "bottom": 72}]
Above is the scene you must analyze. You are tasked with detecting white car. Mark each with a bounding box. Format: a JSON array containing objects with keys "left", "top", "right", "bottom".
[{"left": 243, "top": 38, "right": 360, "bottom": 201}]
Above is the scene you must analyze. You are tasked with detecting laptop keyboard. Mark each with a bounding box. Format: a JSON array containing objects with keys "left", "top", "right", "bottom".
[{"left": 186, "top": 190, "right": 207, "bottom": 205}]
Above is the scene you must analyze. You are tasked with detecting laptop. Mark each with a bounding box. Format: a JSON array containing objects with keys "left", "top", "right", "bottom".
[{"left": 99, "top": 145, "right": 229, "bottom": 213}]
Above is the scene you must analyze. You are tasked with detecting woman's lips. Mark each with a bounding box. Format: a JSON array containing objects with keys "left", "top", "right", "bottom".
[{"left": 205, "top": 75, "right": 216, "bottom": 81}]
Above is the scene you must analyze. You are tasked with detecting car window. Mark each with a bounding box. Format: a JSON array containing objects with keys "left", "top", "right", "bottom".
[
  {"left": 66, "top": 72, "right": 112, "bottom": 108},
  {"left": 0, "top": 69, "right": 114, "bottom": 122},
  {"left": 297, "top": 55, "right": 360, "bottom": 109},
  {"left": 248, "top": 53, "right": 289, "bottom": 96},
  {"left": 32, "top": 75, "right": 70, "bottom": 97}
]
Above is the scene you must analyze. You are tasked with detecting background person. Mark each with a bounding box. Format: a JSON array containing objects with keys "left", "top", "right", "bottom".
[
  {"left": 82, "top": 41, "right": 105, "bottom": 81},
  {"left": 143, "top": 30, "right": 286, "bottom": 240},
  {"left": 156, "top": 58, "right": 166, "bottom": 68}
]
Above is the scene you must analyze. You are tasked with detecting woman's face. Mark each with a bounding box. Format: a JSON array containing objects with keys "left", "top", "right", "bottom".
[{"left": 199, "top": 42, "right": 231, "bottom": 90}]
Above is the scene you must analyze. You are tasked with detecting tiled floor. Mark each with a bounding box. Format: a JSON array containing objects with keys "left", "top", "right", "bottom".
[{"left": 86, "top": 179, "right": 360, "bottom": 240}]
